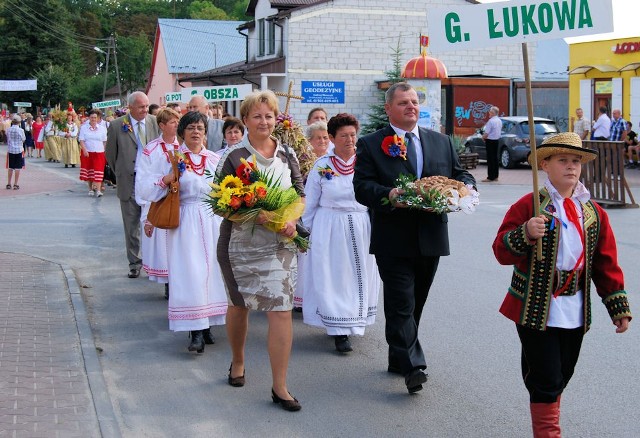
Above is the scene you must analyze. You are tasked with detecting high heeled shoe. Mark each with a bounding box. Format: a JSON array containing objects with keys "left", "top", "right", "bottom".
[
  {"left": 271, "top": 389, "right": 301, "bottom": 412},
  {"left": 187, "top": 330, "right": 205, "bottom": 353},
  {"left": 228, "top": 363, "right": 245, "bottom": 387}
]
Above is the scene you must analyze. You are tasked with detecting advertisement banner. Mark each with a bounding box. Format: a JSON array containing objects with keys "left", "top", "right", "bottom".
[
  {"left": 301, "top": 81, "right": 345, "bottom": 104},
  {"left": 0, "top": 79, "right": 37, "bottom": 91}
]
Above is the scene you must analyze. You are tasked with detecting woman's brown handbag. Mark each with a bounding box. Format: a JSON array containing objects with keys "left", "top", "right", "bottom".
[{"left": 147, "top": 151, "right": 180, "bottom": 229}]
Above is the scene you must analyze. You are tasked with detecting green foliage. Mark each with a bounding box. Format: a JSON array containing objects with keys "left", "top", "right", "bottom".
[
  {"left": 449, "top": 134, "right": 467, "bottom": 155},
  {"left": 0, "top": 0, "right": 250, "bottom": 109},
  {"left": 189, "top": 0, "right": 229, "bottom": 20},
  {"left": 116, "top": 32, "right": 152, "bottom": 92},
  {"left": 361, "top": 40, "right": 404, "bottom": 135},
  {"left": 35, "top": 65, "right": 70, "bottom": 108},
  {"left": 67, "top": 75, "right": 106, "bottom": 108}
]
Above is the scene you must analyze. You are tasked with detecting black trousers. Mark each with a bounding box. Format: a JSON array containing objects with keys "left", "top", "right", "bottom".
[
  {"left": 375, "top": 254, "right": 439, "bottom": 375},
  {"left": 485, "top": 139, "right": 500, "bottom": 180},
  {"left": 516, "top": 324, "right": 584, "bottom": 403}
]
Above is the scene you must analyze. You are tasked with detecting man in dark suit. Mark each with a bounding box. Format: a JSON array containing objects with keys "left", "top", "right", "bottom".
[
  {"left": 353, "top": 82, "right": 475, "bottom": 394},
  {"left": 105, "top": 91, "right": 160, "bottom": 278}
]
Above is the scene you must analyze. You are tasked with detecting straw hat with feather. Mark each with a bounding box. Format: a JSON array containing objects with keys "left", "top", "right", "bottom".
[{"left": 527, "top": 132, "right": 598, "bottom": 169}]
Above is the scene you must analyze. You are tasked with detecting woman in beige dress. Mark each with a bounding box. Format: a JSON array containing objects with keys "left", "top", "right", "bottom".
[
  {"left": 59, "top": 112, "right": 80, "bottom": 168},
  {"left": 216, "top": 90, "right": 304, "bottom": 412}
]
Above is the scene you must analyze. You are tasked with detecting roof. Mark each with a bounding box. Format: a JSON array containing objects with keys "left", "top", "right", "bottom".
[
  {"left": 246, "top": 0, "right": 328, "bottom": 16},
  {"left": 157, "top": 19, "right": 246, "bottom": 74},
  {"left": 568, "top": 64, "right": 619, "bottom": 75},
  {"left": 181, "top": 57, "right": 286, "bottom": 84}
]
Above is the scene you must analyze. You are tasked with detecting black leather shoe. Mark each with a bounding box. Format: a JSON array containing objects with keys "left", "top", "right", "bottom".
[
  {"left": 188, "top": 330, "right": 205, "bottom": 353},
  {"left": 334, "top": 335, "right": 352, "bottom": 353},
  {"left": 387, "top": 364, "right": 403, "bottom": 375},
  {"left": 405, "top": 368, "right": 428, "bottom": 394},
  {"left": 128, "top": 268, "right": 140, "bottom": 278},
  {"left": 164, "top": 284, "right": 169, "bottom": 300},
  {"left": 271, "top": 389, "right": 301, "bottom": 412},
  {"left": 202, "top": 327, "right": 215, "bottom": 345},
  {"left": 228, "top": 363, "right": 245, "bottom": 387}
]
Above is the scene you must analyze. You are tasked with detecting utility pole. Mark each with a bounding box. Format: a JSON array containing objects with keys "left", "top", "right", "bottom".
[
  {"left": 98, "top": 36, "right": 122, "bottom": 104},
  {"left": 100, "top": 44, "right": 111, "bottom": 101},
  {"left": 112, "top": 35, "right": 123, "bottom": 103}
]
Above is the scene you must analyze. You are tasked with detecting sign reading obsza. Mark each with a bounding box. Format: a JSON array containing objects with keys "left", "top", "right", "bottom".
[{"left": 301, "top": 81, "right": 345, "bottom": 104}]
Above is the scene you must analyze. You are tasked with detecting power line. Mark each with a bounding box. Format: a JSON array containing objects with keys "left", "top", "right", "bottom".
[
  {"left": 2, "top": 5, "right": 101, "bottom": 52},
  {"left": 4, "top": 0, "right": 110, "bottom": 43}
]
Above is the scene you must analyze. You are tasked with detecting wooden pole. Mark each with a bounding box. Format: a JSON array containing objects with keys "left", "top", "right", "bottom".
[{"left": 521, "top": 43, "right": 543, "bottom": 260}]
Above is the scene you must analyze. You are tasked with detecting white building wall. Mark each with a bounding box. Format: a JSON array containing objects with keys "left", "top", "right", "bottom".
[{"left": 278, "top": 0, "right": 537, "bottom": 124}]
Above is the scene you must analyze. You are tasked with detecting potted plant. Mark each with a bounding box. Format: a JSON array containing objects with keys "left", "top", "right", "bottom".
[{"left": 450, "top": 134, "right": 478, "bottom": 169}]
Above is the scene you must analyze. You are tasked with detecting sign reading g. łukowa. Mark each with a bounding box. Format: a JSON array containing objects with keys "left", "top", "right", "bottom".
[{"left": 426, "top": 0, "right": 613, "bottom": 52}]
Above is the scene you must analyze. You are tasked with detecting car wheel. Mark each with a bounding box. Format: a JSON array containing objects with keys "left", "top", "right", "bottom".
[
  {"left": 500, "top": 148, "right": 515, "bottom": 168},
  {"left": 464, "top": 144, "right": 472, "bottom": 154}
]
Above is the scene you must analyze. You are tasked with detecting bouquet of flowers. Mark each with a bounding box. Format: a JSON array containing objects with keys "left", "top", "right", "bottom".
[
  {"left": 48, "top": 108, "right": 68, "bottom": 131},
  {"left": 382, "top": 174, "right": 479, "bottom": 214},
  {"left": 205, "top": 155, "right": 310, "bottom": 252}
]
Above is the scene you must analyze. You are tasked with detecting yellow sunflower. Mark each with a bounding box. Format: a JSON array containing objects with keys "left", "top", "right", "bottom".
[{"left": 219, "top": 175, "right": 245, "bottom": 192}]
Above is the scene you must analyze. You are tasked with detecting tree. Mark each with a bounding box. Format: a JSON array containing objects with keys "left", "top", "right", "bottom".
[
  {"left": 189, "top": 0, "right": 229, "bottom": 20},
  {"left": 35, "top": 64, "right": 70, "bottom": 108},
  {"left": 361, "top": 41, "right": 404, "bottom": 135},
  {"left": 116, "top": 32, "right": 152, "bottom": 92}
]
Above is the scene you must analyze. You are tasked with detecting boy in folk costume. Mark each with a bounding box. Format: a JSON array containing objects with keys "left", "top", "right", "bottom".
[{"left": 492, "top": 132, "right": 632, "bottom": 437}]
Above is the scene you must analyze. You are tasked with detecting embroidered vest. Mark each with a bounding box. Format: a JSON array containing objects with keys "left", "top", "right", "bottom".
[{"left": 509, "top": 189, "right": 600, "bottom": 331}]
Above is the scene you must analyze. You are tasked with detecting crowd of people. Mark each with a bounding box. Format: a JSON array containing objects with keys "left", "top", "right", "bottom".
[{"left": 2, "top": 83, "right": 633, "bottom": 433}]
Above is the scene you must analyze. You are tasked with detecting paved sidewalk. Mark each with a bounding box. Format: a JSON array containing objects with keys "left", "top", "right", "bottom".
[{"left": 0, "top": 253, "right": 113, "bottom": 437}]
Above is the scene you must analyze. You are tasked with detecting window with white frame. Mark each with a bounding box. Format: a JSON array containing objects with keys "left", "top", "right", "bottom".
[{"left": 258, "top": 18, "right": 265, "bottom": 56}]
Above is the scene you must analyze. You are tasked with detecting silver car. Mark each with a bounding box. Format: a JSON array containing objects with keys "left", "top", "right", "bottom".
[{"left": 464, "top": 116, "right": 559, "bottom": 168}]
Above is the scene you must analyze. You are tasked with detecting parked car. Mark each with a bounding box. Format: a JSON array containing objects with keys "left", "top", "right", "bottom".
[{"left": 464, "top": 117, "right": 559, "bottom": 168}]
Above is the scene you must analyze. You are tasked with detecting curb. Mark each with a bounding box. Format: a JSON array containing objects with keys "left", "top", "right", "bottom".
[{"left": 62, "top": 264, "right": 122, "bottom": 438}]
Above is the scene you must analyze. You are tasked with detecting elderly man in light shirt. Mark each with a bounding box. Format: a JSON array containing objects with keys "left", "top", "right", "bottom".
[
  {"left": 482, "top": 106, "right": 502, "bottom": 182},
  {"left": 572, "top": 108, "right": 590, "bottom": 140}
]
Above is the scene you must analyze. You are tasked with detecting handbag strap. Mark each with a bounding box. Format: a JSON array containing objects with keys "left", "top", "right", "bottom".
[{"left": 164, "top": 149, "right": 180, "bottom": 184}]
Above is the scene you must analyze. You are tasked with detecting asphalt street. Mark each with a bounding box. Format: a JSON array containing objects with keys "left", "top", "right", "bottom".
[{"left": 1, "top": 151, "right": 638, "bottom": 437}]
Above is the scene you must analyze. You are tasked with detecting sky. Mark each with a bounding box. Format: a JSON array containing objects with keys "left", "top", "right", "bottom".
[{"left": 478, "top": 0, "right": 637, "bottom": 43}]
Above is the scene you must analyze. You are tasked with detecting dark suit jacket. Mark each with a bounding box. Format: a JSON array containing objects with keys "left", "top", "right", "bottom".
[
  {"left": 353, "top": 125, "right": 476, "bottom": 258},
  {"left": 105, "top": 115, "right": 159, "bottom": 201}
]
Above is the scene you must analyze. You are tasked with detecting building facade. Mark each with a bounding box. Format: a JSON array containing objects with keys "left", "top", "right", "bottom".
[{"left": 569, "top": 37, "right": 640, "bottom": 127}]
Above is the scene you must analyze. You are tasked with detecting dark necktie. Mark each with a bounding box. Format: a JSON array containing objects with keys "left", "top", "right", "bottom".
[{"left": 405, "top": 132, "right": 418, "bottom": 176}]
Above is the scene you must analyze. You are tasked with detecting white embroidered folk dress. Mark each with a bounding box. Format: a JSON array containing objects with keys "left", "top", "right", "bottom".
[
  {"left": 137, "top": 142, "right": 227, "bottom": 331},
  {"left": 136, "top": 136, "right": 176, "bottom": 284},
  {"left": 301, "top": 153, "right": 380, "bottom": 336}
]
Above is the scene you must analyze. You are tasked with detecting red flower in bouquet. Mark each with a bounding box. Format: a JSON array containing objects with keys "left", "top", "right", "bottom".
[
  {"left": 381, "top": 135, "right": 407, "bottom": 160},
  {"left": 236, "top": 159, "right": 259, "bottom": 185}
]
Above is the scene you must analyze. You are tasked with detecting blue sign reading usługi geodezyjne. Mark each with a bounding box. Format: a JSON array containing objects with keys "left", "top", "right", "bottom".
[{"left": 301, "top": 81, "right": 345, "bottom": 104}]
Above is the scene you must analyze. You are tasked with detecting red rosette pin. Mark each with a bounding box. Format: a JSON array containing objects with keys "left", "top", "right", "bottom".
[{"left": 381, "top": 135, "right": 407, "bottom": 160}]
